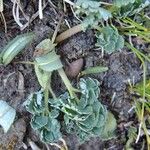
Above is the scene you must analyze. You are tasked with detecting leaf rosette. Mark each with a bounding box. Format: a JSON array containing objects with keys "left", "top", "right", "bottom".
[
  {"left": 96, "top": 26, "right": 124, "bottom": 54},
  {"left": 25, "top": 91, "right": 62, "bottom": 143},
  {"left": 50, "top": 78, "right": 115, "bottom": 142},
  {"left": 75, "top": 0, "right": 112, "bottom": 28}
]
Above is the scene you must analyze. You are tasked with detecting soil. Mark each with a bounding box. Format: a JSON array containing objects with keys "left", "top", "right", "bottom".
[{"left": 0, "top": 1, "right": 148, "bottom": 150}]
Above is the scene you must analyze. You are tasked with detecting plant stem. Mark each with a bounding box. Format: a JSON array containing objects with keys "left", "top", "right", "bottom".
[
  {"left": 57, "top": 68, "right": 75, "bottom": 98},
  {"left": 44, "top": 87, "right": 49, "bottom": 115},
  {"left": 56, "top": 24, "right": 83, "bottom": 43},
  {"left": 48, "top": 85, "right": 57, "bottom": 99}
]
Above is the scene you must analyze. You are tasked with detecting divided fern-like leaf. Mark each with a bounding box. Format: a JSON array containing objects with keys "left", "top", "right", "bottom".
[
  {"left": 113, "top": 0, "right": 135, "bottom": 7},
  {"left": 24, "top": 91, "right": 62, "bottom": 143},
  {"left": 96, "top": 26, "right": 124, "bottom": 54},
  {"left": 49, "top": 78, "right": 116, "bottom": 142},
  {"left": 75, "top": 0, "right": 112, "bottom": 28},
  {"left": 25, "top": 78, "right": 116, "bottom": 143},
  {"left": 114, "top": 0, "right": 150, "bottom": 17}
]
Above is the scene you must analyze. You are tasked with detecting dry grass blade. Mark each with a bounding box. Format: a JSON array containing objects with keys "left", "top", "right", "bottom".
[
  {"left": 39, "top": 0, "right": 43, "bottom": 19},
  {"left": 0, "top": 0, "right": 7, "bottom": 33},
  {"left": 0, "top": 0, "right": 3, "bottom": 12},
  {"left": 63, "top": 0, "right": 75, "bottom": 6},
  {"left": 28, "top": 138, "right": 41, "bottom": 150},
  {"left": 12, "top": 0, "right": 23, "bottom": 27},
  {"left": 21, "top": 2, "right": 48, "bottom": 30},
  {"left": 12, "top": 0, "right": 29, "bottom": 28}
]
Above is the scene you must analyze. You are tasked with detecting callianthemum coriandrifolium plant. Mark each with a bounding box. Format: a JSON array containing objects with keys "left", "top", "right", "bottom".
[
  {"left": 24, "top": 90, "right": 62, "bottom": 143},
  {"left": 25, "top": 78, "right": 116, "bottom": 143},
  {"left": 96, "top": 26, "right": 124, "bottom": 54},
  {"left": 55, "top": 78, "right": 115, "bottom": 142},
  {"left": 75, "top": 0, "right": 112, "bottom": 28},
  {"left": 24, "top": 38, "right": 116, "bottom": 143}
]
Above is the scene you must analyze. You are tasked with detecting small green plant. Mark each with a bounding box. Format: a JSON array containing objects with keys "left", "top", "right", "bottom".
[
  {"left": 96, "top": 25, "right": 124, "bottom": 54},
  {"left": 21, "top": 33, "right": 116, "bottom": 143},
  {"left": 133, "top": 79, "right": 150, "bottom": 100},
  {"left": 75, "top": 0, "right": 112, "bottom": 28},
  {"left": 24, "top": 90, "right": 62, "bottom": 142},
  {"left": 79, "top": 66, "right": 108, "bottom": 76},
  {"left": 25, "top": 77, "right": 116, "bottom": 143}
]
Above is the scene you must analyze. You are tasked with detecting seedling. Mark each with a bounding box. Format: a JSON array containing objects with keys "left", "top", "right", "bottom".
[{"left": 20, "top": 16, "right": 116, "bottom": 143}]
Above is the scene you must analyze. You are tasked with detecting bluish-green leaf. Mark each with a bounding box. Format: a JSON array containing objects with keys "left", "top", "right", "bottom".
[
  {"left": 113, "top": 0, "right": 135, "bottom": 7},
  {"left": 0, "top": 100, "right": 16, "bottom": 133}
]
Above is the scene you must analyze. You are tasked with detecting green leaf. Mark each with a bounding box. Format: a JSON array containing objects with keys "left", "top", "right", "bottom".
[
  {"left": 35, "top": 39, "right": 56, "bottom": 53},
  {"left": 113, "top": 0, "right": 135, "bottom": 7},
  {"left": 101, "top": 112, "right": 117, "bottom": 139},
  {"left": 80, "top": 66, "right": 108, "bottom": 76},
  {"left": 34, "top": 39, "right": 63, "bottom": 72},
  {"left": 24, "top": 90, "right": 45, "bottom": 114},
  {"left": 1, "top": 32, "right": 35, "bottom": 65},
  {"left": 34, "top": 64, "right": 51, "bottom": 89},
  {"left": 0, "top": 100, "right": 16, "bottom": 133},
  {"left": 31, "top": 115, "right": 48, "bottom": 130},
  {"left": 41, "top": 118, "right": 62, "bottom": 143},
  {"left": 35, "top": 51, "right": 63, "bottom": 72},
  {"left": 75, "top": 0, "right": 112, "bottom": 28},
  {"left": 96, "top": 26, "right": 124, "bottom": 54},
  {"left": 30, "top": 113, "right": 62, "bottom": 143}
]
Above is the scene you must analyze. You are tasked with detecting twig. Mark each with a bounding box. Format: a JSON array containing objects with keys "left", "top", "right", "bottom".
[
  {"left": 39, "top": 0, "right": 43, "bottom": 19},
  {"left": 12, "top": 0, "right": 23, "bottom": 27},
  {"left": 63, "top": 0, "right": 75, "bottom": 6},
  {"left": 136, "top": 122, "right": 142, "bottom": 143},
  {"left": 28, "top": 138, "right": 41, "bottom": 150},
  {"left": 52, "top": 14, "right": 64, "bottom": 43},
  {"left": 0, "top": 12, "right": 7, "bottom": 33},
  {"left": 0, "top": 0, "right": 7, "bottom": 33},
  {"left": 60, "top": 138, "right": 68, "bottom": 150},
  {"left": 48, "top": 0, "right": 57, "bottom": 8},
  {"left": 21, "top": 2, "right": 48, "bottom": 30}
]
